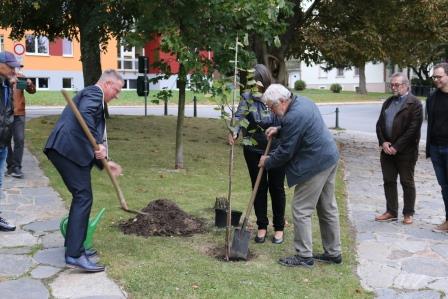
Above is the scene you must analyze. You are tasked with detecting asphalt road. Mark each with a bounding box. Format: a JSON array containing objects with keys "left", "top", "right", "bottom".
[{"left": 26, "top": 103, "right": 428, "bottom": 139}]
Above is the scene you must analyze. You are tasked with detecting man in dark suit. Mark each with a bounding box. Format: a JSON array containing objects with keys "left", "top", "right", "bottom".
[
  {"left": 375, "top": 72, "right": 423, "bottom": 225},
  {"left": 44, "top": 69, "right": 123, "bottom": 272}
]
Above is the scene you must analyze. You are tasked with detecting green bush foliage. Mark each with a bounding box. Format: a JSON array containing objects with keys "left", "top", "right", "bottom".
[
  {"left": 294, "top": 80, "right": 306, "bottom": 91},
  {"left": 330, "top": 83, "right": 342, "bottom": 93}
]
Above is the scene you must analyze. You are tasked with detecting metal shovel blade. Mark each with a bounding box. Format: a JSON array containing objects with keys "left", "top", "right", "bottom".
[{"left": 229, "top": 228, "right": 251, "bottom": 260}]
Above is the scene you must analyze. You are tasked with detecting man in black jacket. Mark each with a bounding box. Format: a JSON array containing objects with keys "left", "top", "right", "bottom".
[
  {"left": 0, "top": 51, "right": 20, "bottom": 231},
  {"left": 375, "top": 72, "right": 423, "bottom": 225},
  {"left": 44, "top": 69, "right": 123, "bottom": 272},
  {"left": 426, "top": 62, "right": 448, "bottom": 233}
]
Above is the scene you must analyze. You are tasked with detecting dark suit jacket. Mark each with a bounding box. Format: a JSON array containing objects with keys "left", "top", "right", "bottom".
[
  {"left": 376, "top": 93, "right": 423, "bottom": 154},
  {"left": 44, "top": 85, "right": 105, "bottom": 167}
]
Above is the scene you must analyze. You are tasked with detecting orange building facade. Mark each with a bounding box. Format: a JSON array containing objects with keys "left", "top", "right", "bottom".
[{"left": 0, "top": 28, "right": 212, "bottom": 91}]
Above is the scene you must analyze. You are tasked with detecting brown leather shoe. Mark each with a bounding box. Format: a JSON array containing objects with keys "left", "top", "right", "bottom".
[
  {"left": 375, "top": 212, "right": 397, "bottom": 222},
  {"left": 403, "top": 215, "right": 413, "bottom": 225},
  {"left": 433, "top": 221, "right": 448, "bottom": 233}
]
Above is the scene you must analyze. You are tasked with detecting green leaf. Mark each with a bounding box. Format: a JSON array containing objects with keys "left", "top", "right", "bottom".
[
  {"left": 274, "top": 36, "right": 281, "bottom": 48},
  {"left": 239, "top": 118, "right": 250, "bottom": 128}
]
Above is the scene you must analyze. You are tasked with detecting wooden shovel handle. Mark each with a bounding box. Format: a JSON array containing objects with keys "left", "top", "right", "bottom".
[
  {"left": 241, "top": 138, "right": 272, "bottom": 230},
  {"left": 61, "top": 90, "right": 143, "bottom": 214}
]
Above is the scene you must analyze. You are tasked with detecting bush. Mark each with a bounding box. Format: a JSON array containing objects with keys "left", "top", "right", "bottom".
[
  {"left": 330, "top": 83, "right": 342, "bottom": 93},
  {"left": 294, "top": 80, "right": 306, "bottom": 91}
]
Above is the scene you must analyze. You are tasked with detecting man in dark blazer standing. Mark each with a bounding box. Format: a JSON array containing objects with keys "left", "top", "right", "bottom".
[
  {"left": 44, "top": 69, "right": 123, "bottom": 272},
  {"left": 375, "top": 72, "right": 423, "bottom": 225}
]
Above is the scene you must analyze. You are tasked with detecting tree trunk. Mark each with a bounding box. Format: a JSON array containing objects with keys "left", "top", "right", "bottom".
[
  {"left": 357, "top": 63, "right": 367, "bottom": 94},
  {"left": 174, "top": 64, "right": 186, "bottom": 169}
]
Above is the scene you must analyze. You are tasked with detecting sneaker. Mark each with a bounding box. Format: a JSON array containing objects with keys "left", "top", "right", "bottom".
[
  {"left": 432, "top": 221, "right": 448, "bottom": 233},
  {"left": 375, "top": 211, "right": 397, "bottom": 222},
  {"left": 11, "top": 168, "right": 24, "bottom": 179},
  {"left": 4, "top": 168, "right": 13, "bottom": 177},
  {"left": 278, "top": 255, "right": 314, "bottom": 268},
  {"left": 313, "top": 252, "right": 342, "bottom": 264},
  {"left": 0, "top": 216, "right": 16, "bottom": 231},
  {"left": 403, "top": 215, "right": 413, "bottom": 225}
]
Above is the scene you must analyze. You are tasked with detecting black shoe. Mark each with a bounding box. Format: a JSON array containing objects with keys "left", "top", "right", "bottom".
[
  {"left": 4, "top": 168, "right": 13, "bottom": 177},
  {"left": 278, "top": 255, "right": 314, "bottom": 268},
  {"left": 0, "top": 217, "right": 16, "bottom": 231},
  {"left": 272, "top": 236, "right": 284, "bottom": 244},
  {"left": 85, "top": 248, "right": 97, "bottom": 257},
  {"left": 11, "top": 168, "right": 24, "bottom": 178},
  {"left": 313, "top": 252, "right": 342, "bottom": 264},
  {"left": 254, "top": 235, "right": 266, "bottom": 243},
  {"left": 66, "top": 254, "right": 105, "bottom": 272}
]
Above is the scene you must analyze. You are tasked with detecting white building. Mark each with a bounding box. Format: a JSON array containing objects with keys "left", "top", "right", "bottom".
[{"left": 287, "top": 60, "right": 394, "bottom": 93}]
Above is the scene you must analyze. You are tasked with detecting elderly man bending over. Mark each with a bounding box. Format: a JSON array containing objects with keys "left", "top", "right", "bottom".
[{"left": 259, "top": 84, "right": 342, "bottom": 267}]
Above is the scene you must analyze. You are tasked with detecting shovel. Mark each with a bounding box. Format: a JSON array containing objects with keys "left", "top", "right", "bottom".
[
  {"left": 61, "top": 90, "right": 148, "bottom": 216},
  {"left": 230, "top": 139, "right": 272, "bottom": 260}
]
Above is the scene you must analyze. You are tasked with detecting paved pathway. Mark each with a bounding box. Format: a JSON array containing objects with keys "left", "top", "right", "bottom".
[
  {"left": 336, "top": 131, "right": 448, "bottom": 298},
  {"left": 0, "top": 148, "right": 126, "bottom": 299}
]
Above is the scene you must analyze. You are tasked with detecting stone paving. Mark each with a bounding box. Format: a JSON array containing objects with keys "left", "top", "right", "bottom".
[
  {"left": 0, "top": 148, "right": 126, "bottom": 299},
  {"left": 335, "top": 131, "right": 448, "bottom": 299}
]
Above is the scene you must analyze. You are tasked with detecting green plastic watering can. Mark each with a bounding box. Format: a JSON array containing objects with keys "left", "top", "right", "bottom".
[{"left": 60, "top": 208, "right": 106, "bottom": 250}]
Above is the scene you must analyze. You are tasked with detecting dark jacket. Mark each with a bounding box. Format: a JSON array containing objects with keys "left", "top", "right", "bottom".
[
  {"left": 425, "top": 90, "right": 447, "bottom": 158},
  {"left": 44, "top": 85, "right": 105, "bottom": 167},
  {"left": 0, "top": 79, "right": 14, "bottom": 147},
  {"left": 376, "top": 93, "right": 423, "bottom": 154},
  {"left": 264, "top": 95, "right": 339, "bottom": 187},
  {"left": 234, "top": 92, "right": 280, "bottom": 153}
]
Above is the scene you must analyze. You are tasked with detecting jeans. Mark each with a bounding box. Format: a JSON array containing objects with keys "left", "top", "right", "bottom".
[
  {"left": 0, "top": 146, "right": 8, "bottom": 197},
  {"left": 429, "top": 144, "right": 448, "bottom": 220},
  {"left": 7, "top": 115, "right": 25, "bottom": 171}
]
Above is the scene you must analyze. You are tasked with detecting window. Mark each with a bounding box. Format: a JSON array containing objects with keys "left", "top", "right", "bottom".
[
  {"left": 0, "top": 35, "right": 4, "bottom": 52},
  {"left": 38, "top": 78, "right": 49, "bottom": 89},
  {"left": 117, "top": 41, "right": 145, "bottom": 71},
  {"left": 62, "top": 78, "right": 72, "bottom": 89},
  {"left": 129, "top": 79, "right": 137, "bottom": 89},
  {"left": 25, "top": 35, "right": 49, "bottom": 54},
  {"left": 28, "top": 78, "right": 49, "bottom": 89},
  {"left": 62, "top": 38, "right": 73, "bottom": 56},
  {"left": 337, "top": 68, "right": 344, "bottom": 77}
]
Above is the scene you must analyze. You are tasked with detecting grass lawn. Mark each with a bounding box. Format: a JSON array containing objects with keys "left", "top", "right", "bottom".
[
  {"left": 27, "top": 115, "right": 371, "bottom": 299},
  {"left": 26, "top": 88, "right": 390, "bottom": 107}
]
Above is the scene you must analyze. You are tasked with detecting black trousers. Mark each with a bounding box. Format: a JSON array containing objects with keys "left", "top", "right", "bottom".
[
  {"left": 7, "top": 115, "right": 25, "bottom": 171},
  {"left": 380, "top": 150, "right": 418, "bottom": 217},
  {"left": 46, "top": 149, "right": 93, "bottom": 258},
  {"left": 243, "top": 147, "right": 286, "bottom": 231}
]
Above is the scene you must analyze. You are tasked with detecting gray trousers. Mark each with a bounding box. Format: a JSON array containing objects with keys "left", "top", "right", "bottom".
[{"left": 292, "top": 163, "right": 341, "bottom": 258}]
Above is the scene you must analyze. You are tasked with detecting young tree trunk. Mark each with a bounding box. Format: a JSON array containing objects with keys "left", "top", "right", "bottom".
[
  {"left": 175, "top": 64, "right": 186, "bottom": 169},
  {"left": 357, "top": 63, "right": 367, "bottom": 94}
]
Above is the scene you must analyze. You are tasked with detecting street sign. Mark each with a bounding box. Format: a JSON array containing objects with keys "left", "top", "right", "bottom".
[{"left": 13, "top": 43, "right": 25, "bottom": 56}]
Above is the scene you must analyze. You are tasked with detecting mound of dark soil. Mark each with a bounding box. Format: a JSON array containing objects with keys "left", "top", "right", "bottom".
[{"left": 119, "top": 199, "right": 205, "bottom": 237}]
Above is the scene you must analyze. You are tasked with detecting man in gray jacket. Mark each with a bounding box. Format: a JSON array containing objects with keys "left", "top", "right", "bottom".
[{"left": 259, "top": 84, "right": 341, "bottom": 267}]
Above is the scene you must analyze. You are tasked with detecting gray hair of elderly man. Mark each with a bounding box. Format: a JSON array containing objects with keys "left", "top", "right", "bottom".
[{"left": 261, "top": 83, "right": 292, "bottom": 105}]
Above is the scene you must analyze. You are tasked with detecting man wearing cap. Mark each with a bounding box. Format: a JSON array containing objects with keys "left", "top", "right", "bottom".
[{"left": 0, "top": 51, "right": 20, "bottom": 231}]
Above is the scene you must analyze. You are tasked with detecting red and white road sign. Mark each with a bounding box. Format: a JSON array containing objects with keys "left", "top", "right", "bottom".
[{"left": 13, "top": 43, "right": 25, "bottom": 56}]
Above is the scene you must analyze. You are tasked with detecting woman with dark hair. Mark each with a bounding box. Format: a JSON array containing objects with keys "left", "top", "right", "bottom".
[{"left": 228, "top": 64, "right": 286, "bottom": 244}]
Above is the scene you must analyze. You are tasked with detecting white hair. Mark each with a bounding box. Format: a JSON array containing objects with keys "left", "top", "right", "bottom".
[
  {"left": 261, "top": 84, "right": 292, "bottom": 105},
  {"left": 98, "top": 69, "right": 124, "bottom": 85}
]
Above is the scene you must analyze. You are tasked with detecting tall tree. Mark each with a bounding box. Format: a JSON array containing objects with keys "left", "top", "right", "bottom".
[
  {"left": 0, "top": 0, "right": 139, "bottom": 86},
  {"left": 130, "top": 0, "right": 281, "bottom": 169}
]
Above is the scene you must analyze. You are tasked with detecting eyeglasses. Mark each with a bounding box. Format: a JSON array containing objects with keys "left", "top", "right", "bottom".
[
  {"left": 432, "top": 75, "right": 445, "bottom": 81},
  {"left": 390, "top": 83, "right": 403, "bottom": 88}
]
